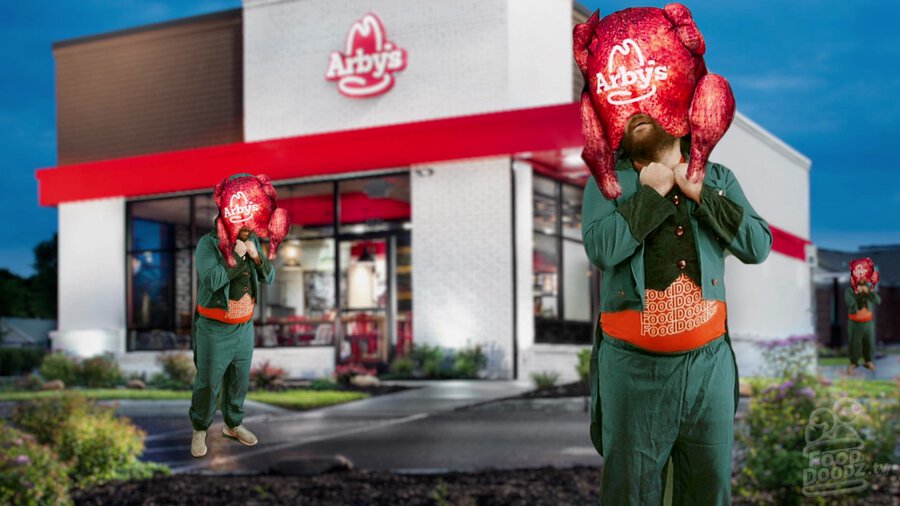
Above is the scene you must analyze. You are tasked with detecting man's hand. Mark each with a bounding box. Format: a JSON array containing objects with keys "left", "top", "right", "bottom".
[
  {"left": 245, "top": 239, "right": 260, "bottom": 261},
  {"left": 234, "top": 240, "right": 247, "bottom": 258},
  {"left": 639, "top": 162, "right": 675, "bottom": 196},
  {"left": 674, "top": 163, "right": 702, "bottom": 204}
]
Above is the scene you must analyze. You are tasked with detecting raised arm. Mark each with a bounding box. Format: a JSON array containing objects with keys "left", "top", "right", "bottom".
[
  {"left": 582, "top": 175, "right": 676, "bottom": 271},
  {"left": 195, "top": 237, "right": 247, "bottom": 292},
  {"left": 693, "top": 165, "right": 772, "bottom": 264}
]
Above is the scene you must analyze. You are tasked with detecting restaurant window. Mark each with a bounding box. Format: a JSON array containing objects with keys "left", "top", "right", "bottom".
[
  {"left": 256, "top": 182, "right": 338, "bottom": 349},
  {"left": 533, "top": 174, "right": 595, "bottom": 344},
  {"left": 127, "top": 197, "right": 193, "bottom": 351},
  {"left": 125, "top": 173, "right": 412, "bottom": 357}
]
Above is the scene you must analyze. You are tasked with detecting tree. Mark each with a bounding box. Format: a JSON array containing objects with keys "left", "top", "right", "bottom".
[
  {"left": 29, "top": 233, "right": 58, "bottom": 319},
  {"left": 0, "top": 233, "right": 57, "bottom": 319}
]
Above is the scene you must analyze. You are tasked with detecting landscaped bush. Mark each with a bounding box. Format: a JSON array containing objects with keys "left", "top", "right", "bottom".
[
  {"left": 735, "top": 335, "right": 823, "bottom": 504},
  {"left": 0, "top": 421, "right": 71, "bottom": 506},
  {"left": 530, "top": 371, "right": 560, "bottom": 390},
  {"left": 388, "top": 356, "right": 414, "bottom": 377},
  {"left": 386, "top": 344, "right": 487, "bottom": 379},
  {"left": 10, "top": 392, "right": 170, "bottom": 489},
  {"left": 38, "top": 352, "right": 80, "bottom": 386},
  {"left": 13, "top": 372, "right": 44, "bottom": 391},
  {"left": 77, "top": 353, "right": 124, "bottom": 388},
  {"left": 334, "top": 364, "right": 377, "bottom": 385},
  {"left": 148, "top": 352, "right": 196, "bottom": 390},
  {"left": 576, "top": 348, "right": 591, "bottom": 384},
  {"left": 250, "top": 360, "right": 288, "bottom": 390},
  {"left": 453, "top": 345, "right": 487, "bottom": 379},
  {"left": 308, "top": 378, "right": 339, "bottom": 391},
  {"left": 0, "top": 347, "right": 45, "bottom": 376},
  {"left": 410, "top": 343, "right": 449, "bottom": 378}
]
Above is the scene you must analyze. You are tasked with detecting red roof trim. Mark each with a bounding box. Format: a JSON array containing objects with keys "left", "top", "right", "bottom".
[
  {"left": 36, "top": 103, "right": 583, "bottom": 206},
  {"left": 35, "top": 101, "right": 811, "bottom": 261}
]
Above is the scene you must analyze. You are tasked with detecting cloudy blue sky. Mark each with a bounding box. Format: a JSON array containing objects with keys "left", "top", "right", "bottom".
[{"left": 1, "top": 1, "right": 898, "bottom": 277}]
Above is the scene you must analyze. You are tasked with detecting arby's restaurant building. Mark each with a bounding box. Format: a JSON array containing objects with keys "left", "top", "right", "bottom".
[{"left": 36, "top": 0, "right": 816, "bottom": 380}]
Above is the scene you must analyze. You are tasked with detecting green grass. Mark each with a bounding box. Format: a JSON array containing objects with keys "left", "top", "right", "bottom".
[
  {"left": 0, "top": 388, "right": 369, "bottom": 410},
  {"left": 742, "top": 376, "right": 897, "bottom": 398},
  {"left": 247, "top": 389, "right": 368, "bottom": 410},
  {"left": 818, "top": 357, "right": 851, "bottom": 366}
]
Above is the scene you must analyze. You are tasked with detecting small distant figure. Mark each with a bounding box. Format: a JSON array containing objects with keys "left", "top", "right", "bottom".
[{"left": 845, "top": 258, "right": 881, "bottom": 375}]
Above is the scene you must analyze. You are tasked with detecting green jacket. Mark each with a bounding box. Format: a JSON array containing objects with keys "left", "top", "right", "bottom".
[
  {"left": 581, "top": 156, "right": 773, "bottom": 456},
  {"left": 194, "top": 230, "right": 275, "bottom": 313},
  {"left": 844, "top": 285, "right": 881, "bottom": 314}
]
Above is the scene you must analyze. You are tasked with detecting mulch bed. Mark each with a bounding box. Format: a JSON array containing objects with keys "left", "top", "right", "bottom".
[{"left": 70, "top": 465, "right": 899, "bottom": 505}]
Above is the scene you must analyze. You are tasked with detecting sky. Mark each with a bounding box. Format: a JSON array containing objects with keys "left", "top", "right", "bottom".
[{"left": 1, "top": 0, "right": 898, "bottom": 277}]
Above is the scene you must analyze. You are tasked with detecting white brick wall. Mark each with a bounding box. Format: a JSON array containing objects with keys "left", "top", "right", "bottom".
[
  {"left": 243, "top": 0, "right": 572, "bottom": 141},
  {"left": 54, "top": 197, "right": 128, "bottom": 357},
  {"left": 410, "top": 157, "right": 514, "bottom": 378}
]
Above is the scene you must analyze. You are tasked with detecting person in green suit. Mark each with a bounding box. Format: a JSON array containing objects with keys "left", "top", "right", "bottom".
[
  {"left": 845, "top": 276, "right": 880, "bottom": 375},
  {"left": 582, "top": 114, "right": 772, "bottom": 505},
  {"left": 188, "top": 205, "right": 275, "bottom": 458}
]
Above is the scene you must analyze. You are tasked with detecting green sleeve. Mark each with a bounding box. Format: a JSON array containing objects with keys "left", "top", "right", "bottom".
[
  {"left": 582, "top": 177, "right": 673, "bottom": 270},
  {"left": 870, "top": 289, "right": 881, "bottom": 305},
  {"left": 615, "top": 184, "right": 677, "bottom": 242},
  {"left": 250, "top": 236, "right": 275, "bottom": 284},
  {"left": 844, "top": 286, "right": 859, "bottom": 312},
  {"left": 712, "top": 166, "right": 773, "bottom": 264},
  {"left": 196, "top": 238, "right": 248, "bottom": 292},
  {"left": 692, "top": 183, "right": 743, "bottom": 244}
]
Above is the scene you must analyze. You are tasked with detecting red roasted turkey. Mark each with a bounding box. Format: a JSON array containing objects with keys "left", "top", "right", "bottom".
[
  {"left": 574, "top": 3, "right": 735, "bottom": 199},
  {"left": 213, "top": 173, "right": 292, "bottom": 267}
]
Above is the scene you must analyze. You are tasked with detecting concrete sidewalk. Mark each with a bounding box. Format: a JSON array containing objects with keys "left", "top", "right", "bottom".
[
  {"left": 817, "top": 351, "right": 900, "bottom": 381},
  {"left": 124, "top": 380, "right": 535, "bottom": 473}
]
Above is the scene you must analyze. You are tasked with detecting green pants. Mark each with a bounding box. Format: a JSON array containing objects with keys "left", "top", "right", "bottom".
[
  {"left": 847, "top": 320, "right": 874, "bottom": 365},
  {"left": 189, "top": 310, "right": 255, "bottom": 431},
  {"left": 597, "top": 332, "right": 736, "bottom": 506}
]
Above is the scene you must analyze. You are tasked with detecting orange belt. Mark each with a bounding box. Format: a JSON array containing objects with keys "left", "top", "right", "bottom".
[
  {"left": 848, "top": 309, "right": 873, "bottom": 323},
  {"left": 196, "top": 294, "right": 255, "bottom": 324},
  {"left": 601, "top": 274, "right": 727, "bottom": 352}
]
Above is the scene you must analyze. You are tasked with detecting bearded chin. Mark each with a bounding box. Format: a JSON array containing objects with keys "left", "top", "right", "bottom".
[{"left": 620, "top": 123, "right": 679, "bottom": 162}]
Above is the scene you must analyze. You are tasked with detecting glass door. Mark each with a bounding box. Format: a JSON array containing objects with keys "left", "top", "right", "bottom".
[{"left": 339, "top": 237, "right": 388, "bottom": 365}]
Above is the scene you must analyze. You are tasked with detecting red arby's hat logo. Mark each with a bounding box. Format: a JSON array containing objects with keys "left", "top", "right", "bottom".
[
  {"left": 325, "top": 13, "right": 408, "bottom": 98},
  {"left": 223, "top": 191, "right": 260, "bottom": 224}
]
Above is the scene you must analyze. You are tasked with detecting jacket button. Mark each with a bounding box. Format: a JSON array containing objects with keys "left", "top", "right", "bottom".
[
  {"left": 718, "top": 189, "right": 725, "bottom": 197},
  {"left": 672, "top": 194, "right": 680, "bottom": 206},
  {"left": 712, "top": 278, "right": 719, "bottom": 286},
  {"left": 677, "top": 259, "right": 687, "bottom": 270},
  {"left": 675, "top": 225, "right": 684, "bottom": 237},
  {"left": 617, "top": 290, "right": 625, "bottom": 297}
]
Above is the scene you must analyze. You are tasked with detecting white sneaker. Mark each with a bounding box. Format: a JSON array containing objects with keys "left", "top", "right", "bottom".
[
  {"left": 191, "top": 429, "right": 207, "bottom": 458},
  {"left": 222, "top": 424, "right": 258, "bottom": 446}
]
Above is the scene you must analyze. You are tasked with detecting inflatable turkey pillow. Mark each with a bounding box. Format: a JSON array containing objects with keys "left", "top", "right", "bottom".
[
  {"left": 573, "top": 3, "right": 736, "bottom": 199},
  {"left": 214, "top": 173, "right": 292, "bottom": 267},
  {"left": 849, "top": 257, "right": 879, "bottom": 292}
]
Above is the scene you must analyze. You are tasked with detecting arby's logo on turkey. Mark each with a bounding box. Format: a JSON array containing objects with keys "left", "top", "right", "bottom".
[
  {"left": 223, "top": 192, "right": 259, "bottom": 224},
  {"left": 596, "top": 38, "right": 669, "bottom": 105},
  {"left": 325, "top": 13, "right": 407, "bottom": 98}
]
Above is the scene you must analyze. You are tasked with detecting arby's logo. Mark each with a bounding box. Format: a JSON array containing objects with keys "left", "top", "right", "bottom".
[
  {"left": 223, "top": 191, "right": 259, "bottom": 224},
  {"left": 596, "top": 38, "right": 668, "bottom": 105},
  {"left": 325, "top": 13, "right": 408, "bottom": 98}
]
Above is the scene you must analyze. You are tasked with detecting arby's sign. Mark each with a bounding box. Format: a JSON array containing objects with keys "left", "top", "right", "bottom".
[{"left": 325, "top": 13, "right": 408, "bottom": 98}]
